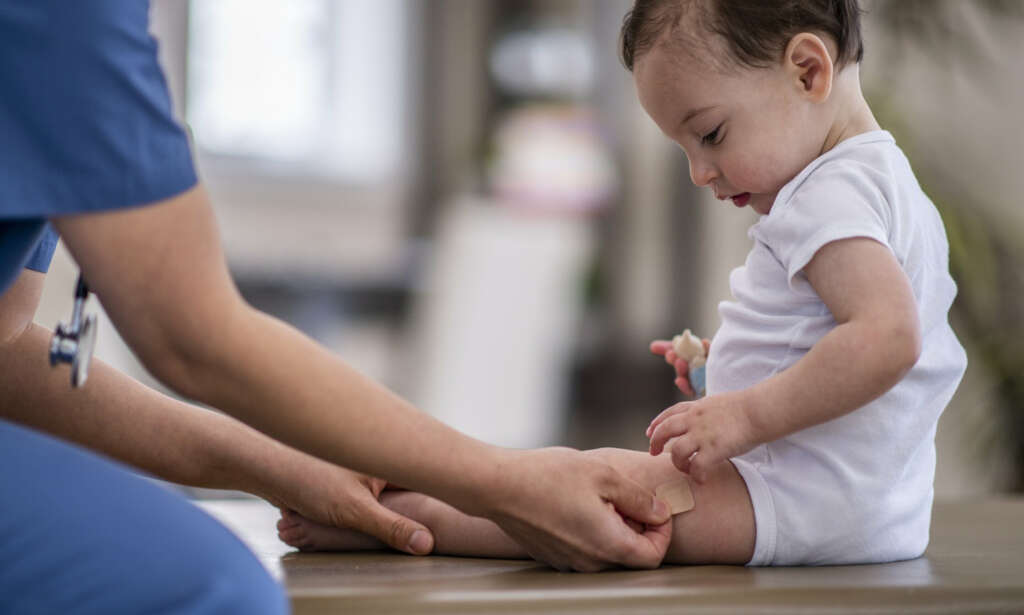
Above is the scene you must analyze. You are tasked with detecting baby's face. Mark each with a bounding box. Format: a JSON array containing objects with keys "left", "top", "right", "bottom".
[{"left": 634, "top": 37, "right": 830, "bottom": 216}]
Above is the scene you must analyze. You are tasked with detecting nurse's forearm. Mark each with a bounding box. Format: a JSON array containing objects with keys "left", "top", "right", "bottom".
[
  {"left": 0, "top": 322, "right": 319, "bottom": 505},
  {"left": 53, "top": 186, "right": 501, "bottom": 515},
  {"left": 169, "top": 305, "right": 502, "bottom": 513}
]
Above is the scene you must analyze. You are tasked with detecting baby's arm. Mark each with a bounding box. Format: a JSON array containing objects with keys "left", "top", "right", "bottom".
[
  {"left": 278, "top": 448, "right": 754, "bottom": 565},
  {"left": 648, "top": 237, "right": 921, "bottom": 481}
]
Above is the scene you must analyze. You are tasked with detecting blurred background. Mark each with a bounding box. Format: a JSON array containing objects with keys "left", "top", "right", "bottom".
[{"left": 33, "top": 0, "right": 1024, "bottom": 498}]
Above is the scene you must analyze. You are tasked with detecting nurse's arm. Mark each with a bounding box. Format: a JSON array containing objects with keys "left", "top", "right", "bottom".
[
  {"left": 52, "top": 185, "right": 673, "bottom": 571},
  {"left": 0, "top": 269, "right": 436, "bottom": 555}
]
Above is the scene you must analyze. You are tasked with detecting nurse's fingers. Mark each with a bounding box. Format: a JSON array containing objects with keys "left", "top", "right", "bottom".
[
  {"left": 607, "top": 510, "right": 673, "bottom": 570},
  {"left": 350, "top": 494, "right": 435, "bottom": 556}
]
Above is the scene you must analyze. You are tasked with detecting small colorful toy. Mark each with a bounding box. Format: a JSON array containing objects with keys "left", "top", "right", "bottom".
[{"left": 672, "top": 329, "right": 707, "bottom": 397}]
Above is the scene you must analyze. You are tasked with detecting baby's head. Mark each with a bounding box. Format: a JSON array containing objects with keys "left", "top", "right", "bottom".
[{"left": 621, "top": 0, "right": 867, "bottom": 215}]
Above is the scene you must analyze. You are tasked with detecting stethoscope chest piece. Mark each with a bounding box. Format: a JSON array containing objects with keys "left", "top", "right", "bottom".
[{"left": 49, "top": 274, "right": 98, "bottom": 388}]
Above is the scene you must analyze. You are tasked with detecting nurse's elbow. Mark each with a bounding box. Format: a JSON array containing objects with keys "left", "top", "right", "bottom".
[
  {"left": 130, "top": 331, "right": 206, "bottom": 402},
  {"left": 138, "top": 339, "right": 208, "bottom": 402},
  {"left": 131, "top": 295, "right": 251, "bottom": 402}
]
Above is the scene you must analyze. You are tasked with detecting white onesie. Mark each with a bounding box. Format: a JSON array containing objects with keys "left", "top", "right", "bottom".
[{"left": 710, "top": 131, "right": 967, "bottom": 566}]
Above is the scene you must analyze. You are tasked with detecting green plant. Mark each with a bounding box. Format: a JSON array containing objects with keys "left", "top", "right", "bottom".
[{"left": 867, "top": 0, "right": 1024, "bottom": 490}]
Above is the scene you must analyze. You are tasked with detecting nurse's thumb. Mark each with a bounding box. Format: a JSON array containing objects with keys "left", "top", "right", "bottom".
[
  {"left": 360, "top": 500, "right": 435, "bottom": 555},
  {"left": 605, "top": 471, "right": 671, "bottom": 526}
]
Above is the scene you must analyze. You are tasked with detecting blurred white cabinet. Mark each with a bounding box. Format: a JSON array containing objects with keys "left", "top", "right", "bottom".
[{"left": 409, "top": 198, "right": 596, "bottom": 448}]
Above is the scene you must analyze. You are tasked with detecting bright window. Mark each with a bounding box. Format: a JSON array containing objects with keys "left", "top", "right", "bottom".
[{"left": 187, "top": 0, "right": 410, "bottom": 183}]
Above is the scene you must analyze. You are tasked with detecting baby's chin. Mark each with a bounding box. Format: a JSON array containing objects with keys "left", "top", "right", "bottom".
[
  {"left": 749, "top": 194, "right": 775, "bottom": 215},
  {"left": 737, "top": 189, "right": 774, "bottom": 215}
]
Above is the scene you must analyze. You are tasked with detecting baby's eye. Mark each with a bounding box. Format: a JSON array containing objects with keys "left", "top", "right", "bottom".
[{"left": 701, "top": 125, "right": 722, "bottom": 145}]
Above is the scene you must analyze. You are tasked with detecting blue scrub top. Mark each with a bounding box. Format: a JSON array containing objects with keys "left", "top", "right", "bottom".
[{"left": 0, "top": 0, "right": 197, "bottom": 295}]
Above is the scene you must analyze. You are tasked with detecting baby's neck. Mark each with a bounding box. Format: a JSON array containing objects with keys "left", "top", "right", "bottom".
[{"left": 819, "top": 64, "right": 880, "bottom": 156}]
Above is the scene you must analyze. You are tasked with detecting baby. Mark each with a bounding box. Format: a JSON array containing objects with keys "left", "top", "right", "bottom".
[{"left": 279, "top": 0, "right": 967, "bottom": 566}]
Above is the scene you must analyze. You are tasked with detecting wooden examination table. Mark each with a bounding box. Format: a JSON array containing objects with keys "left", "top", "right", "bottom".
[{"left": 201, "top": 497, "right": 1024, "bottom": 614}]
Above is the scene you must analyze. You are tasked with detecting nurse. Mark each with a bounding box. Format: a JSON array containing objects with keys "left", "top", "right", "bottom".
[{"left": 0, "top": 2, "right": 671, "bottom": 613}]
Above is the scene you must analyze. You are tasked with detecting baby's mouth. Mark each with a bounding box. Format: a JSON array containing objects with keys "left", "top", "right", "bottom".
[{"left": 729, "top": 192, "right": 751, "bottom": 207}]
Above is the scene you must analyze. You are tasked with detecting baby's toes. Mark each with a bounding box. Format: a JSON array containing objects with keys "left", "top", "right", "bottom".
[{"left": 278, "top": 525, "right": 313, "bottom": 550}]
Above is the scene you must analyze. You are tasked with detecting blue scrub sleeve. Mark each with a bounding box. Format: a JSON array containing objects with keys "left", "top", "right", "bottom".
[
  {"left": 0, "top": 0, "right": 198, "bottom": 219},
  {"left": 0, "top": 0, "right": 198, "bottom": 295},
  {"left": 24, "top": 224, "right": 60, "bottom": 273},
  {"left": 0, "top": 220, "right": 58, "bottom": 292}
]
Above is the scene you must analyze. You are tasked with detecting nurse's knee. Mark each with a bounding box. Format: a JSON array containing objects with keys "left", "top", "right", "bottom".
[
  {"left": 145, "top": 510, "right": 287, "bottom": 615},
  {"left": 184, "top": 551, "right": 288, "bottom": 615}
]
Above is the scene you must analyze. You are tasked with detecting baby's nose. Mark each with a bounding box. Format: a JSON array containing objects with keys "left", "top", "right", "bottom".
[{"left": 689, "top": 160, "right": 717, "bottom": 187}]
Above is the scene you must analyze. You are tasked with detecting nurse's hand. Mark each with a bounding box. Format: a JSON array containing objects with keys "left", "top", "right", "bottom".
[
  {"left": 483, "top": 447, "right": 672, "bottom": 571},
  {"left": 270, "top": 465, "right": 435, "bottom": 556}
]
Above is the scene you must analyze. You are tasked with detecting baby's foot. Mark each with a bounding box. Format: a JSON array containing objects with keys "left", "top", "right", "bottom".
[{"left": 276, "top": 509, "right": 385, "bottom": 552}]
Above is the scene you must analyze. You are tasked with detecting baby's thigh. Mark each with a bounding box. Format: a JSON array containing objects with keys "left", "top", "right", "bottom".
[
  {"left": 664, "top": 459, "right": 755, "bottom": 564},
  {"left": 585, "top": 448, "right": 755, "bottom": 565}
]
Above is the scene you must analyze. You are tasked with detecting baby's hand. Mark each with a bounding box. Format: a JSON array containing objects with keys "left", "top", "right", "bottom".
[
  {"left": 645, "top": 391, "right": 756, "bottom": 483},
  {"left": 649, "top": 336, "right": 710, "bottom": 397}
]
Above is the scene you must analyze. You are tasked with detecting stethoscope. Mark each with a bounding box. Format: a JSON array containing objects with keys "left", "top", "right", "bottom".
[{"left": 49, "top": 273, "right": 97, "bottom": 388}]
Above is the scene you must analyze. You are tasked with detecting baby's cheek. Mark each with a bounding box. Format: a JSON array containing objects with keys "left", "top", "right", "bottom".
[
  {"left": 730, "top": 154, "right": 776, "bottom": 193},
  {"left": 741, "top": 149, "right": 799, "bottom": 194}
]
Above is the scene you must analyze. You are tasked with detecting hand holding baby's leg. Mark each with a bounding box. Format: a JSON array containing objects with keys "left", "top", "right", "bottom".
[
  {"left": 584, "top": 448, "right": 754, "bottom": 565},
  {"left": 278, "top": 508, "right": 385, "bottom": 551},
  {"left": 278, "top": 450, "right": 754, "bottom": 566},
  {"left": 278, "top": 489, "right": 529, "bottom": 559}
]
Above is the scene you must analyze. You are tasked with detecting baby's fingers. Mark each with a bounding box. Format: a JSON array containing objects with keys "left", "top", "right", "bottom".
[
  {"left": 668, "top": 436, "right": 700, "bottom": 474},
  {"left": 648, "top": 412, "right": 690, "bottom": 456},
  {"left": 672, "top": 358, "right": 694, "bottom": 396},
  {"left": 645, "top": 402, "right": 689, "bottom": 438},
  {"left": 674, "top": 376, "right": 695, "bottom": 396},
  {"left": 671, "top": 442, "right": 715, "bottom": 483},
  {"left": 650, "top": 340, "right": 673, "bottom": 356},
  {"left": 649, "top": 341, "right": 680, "bottom": 368}
]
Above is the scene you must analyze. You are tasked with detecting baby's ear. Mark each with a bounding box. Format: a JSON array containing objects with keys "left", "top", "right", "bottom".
[{"left": 784, "top": 33, "right": 834, "bottom": 103}]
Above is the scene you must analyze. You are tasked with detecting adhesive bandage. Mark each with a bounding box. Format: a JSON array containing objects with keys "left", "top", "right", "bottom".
[{"left": 655, "top": 479, "right": 695, "bottom": 514}]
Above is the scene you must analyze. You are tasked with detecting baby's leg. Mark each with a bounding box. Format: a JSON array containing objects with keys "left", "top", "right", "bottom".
[
  {"left": 583, "top": 448, "right": 755, "bottom": 565},
  {"left": 277, "top": 489, "right": 528, "bottom": 559}
]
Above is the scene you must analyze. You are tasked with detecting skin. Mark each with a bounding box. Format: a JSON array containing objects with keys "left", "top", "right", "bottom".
[
  {"left": 0, "top": 184, "right": 673, "bottom": 572},
  {"left": 635, "top": 28, "right": 922, "bottom": 484},
  {"left": 0, "top": 271, "right": 435, "bottom": 556},
  {"left": 279, "top": 448, "right": 756, "bottom": 566}
]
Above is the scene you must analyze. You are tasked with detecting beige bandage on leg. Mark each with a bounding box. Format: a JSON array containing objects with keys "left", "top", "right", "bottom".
[{"left": 655, "top": 479, "right": 695, "bottom": 514}]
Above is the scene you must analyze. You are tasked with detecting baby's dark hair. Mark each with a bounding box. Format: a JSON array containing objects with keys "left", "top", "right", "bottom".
[{"left": 620, "top": 0, "right": 864, "bottom": 72}]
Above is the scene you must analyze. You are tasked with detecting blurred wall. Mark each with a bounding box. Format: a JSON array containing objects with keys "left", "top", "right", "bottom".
[{"left": 860, "top": 2, "right": 1024, "bottom": 495}]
